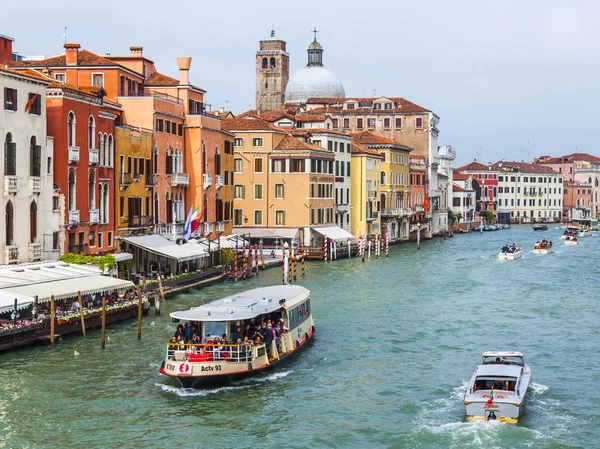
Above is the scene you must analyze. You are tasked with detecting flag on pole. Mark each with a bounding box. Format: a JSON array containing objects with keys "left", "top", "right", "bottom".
[
  {"left": 24, "top": 94, "right": 38, "bottom": 113},
  {"left": 182, "top": 205, "right": 194, "bottom": 242},
  {"left": 190, "top": 205, "right": 201, "bottom": 234},
  {"left": 424, "top": 195, "right": 430, "bottom": 213}
]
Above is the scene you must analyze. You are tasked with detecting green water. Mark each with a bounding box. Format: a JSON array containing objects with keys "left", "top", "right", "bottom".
[{"left": 1, "top": 225, "right": 598, "bottom": 449}]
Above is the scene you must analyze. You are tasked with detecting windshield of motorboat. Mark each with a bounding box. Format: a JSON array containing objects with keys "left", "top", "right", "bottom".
[
  {"left": 482, "top": 355, "right": 524, "bottom": 366},
  {"left": 474, "top": 376, "right": 518, "bottom": 391}
]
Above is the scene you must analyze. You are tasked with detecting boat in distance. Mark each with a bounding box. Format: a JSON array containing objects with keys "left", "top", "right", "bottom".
[
  {"left": 533, "top": 224, "right": 548, "bottom": 231},
  {"left": 498, "top": 244, "right": 522, "bottom": 260},
  {"left": 533, "top": 239, "right": 553, "bottom": 254},
  {"left": 564, "top": 235, "right": 579, "bottom": 245},
  {"left": 159, "top": 285, "right": 315, "bottom": 388},
  {"left": 464, "top": 351, "right": 531, "bottom": 424}
]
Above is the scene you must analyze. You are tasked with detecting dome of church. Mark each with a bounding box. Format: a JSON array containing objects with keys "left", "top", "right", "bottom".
[{"left": 285, "top": 38, "right": 345, "bottom": 104}]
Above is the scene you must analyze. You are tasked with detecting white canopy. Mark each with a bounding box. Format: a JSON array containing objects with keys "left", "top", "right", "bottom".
[
  {"left": 0, "top": 291, "right": 33, "bottom": 313},
  {"left": 0, "top": 276, "right": 133, "bottom": 303},
  {"left": 121, "top": 235, "right": 209, "bottom": 262},
  {"left": 233, "top": 227, "right": 299, "bottom": 240},
  {"left": 312, "top": 226, "right": 355, "bottom": 241}
]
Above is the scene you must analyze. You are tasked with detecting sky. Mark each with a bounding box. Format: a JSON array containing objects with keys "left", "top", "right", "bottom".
[{"left": 2, "top": 0, "right": 600, "bottom": 166}]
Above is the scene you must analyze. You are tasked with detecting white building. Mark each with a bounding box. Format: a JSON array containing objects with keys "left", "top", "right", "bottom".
[
  {"left": 1, "top": 67, "right": 59, "bottom": 264},
  {"left": 452, "top": 173, "right": 476, "bottom": 228},
  {"left": 573, "top": 163, "right": 600, "bottom": 219},
  {"left": 492, "top": 161, "right": 563, "bottom": 223},
  {"left": 429, "top": 145, "right": 456, "bottom": 235},
  {"left": 307, "top": 130, "right": 352, "bottom": 233}
]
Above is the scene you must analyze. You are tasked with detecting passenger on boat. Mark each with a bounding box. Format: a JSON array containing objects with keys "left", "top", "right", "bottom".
[
  {"left": 191, "top": 333, "right": 201, "bottom": 344},
  {"left": 174, "top": 324, "right": 184, "bottom": 340},
  {"left": 232, "top": 325, "right": 243, "bottom": 344},
  {"left": 183, "top": 322, "right": 193, "bottom": 342}
]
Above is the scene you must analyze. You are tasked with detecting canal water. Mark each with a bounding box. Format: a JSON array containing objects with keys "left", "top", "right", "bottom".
[{"left": 1, "top": 225, "right": 598, "bottom": 449}]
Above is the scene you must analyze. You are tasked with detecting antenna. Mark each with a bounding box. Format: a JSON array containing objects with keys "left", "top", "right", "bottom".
[{"left": 63, "top": 26, "right": 68, "bottom": 44}]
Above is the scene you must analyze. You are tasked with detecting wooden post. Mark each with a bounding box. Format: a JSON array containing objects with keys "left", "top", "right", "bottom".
[
  {"left": 288, "top": 252, "right": 293, "bottom": 283},
  {"left": 293, "top": 251, "right": 297, "bottom": 281},
  {"left": 50, "top": 295, "right": 55, "bottom": 348},
  {"left": 301, "top": 245, "right": 305, "bottom": 276},
  {"left": 233, "top": 249, "right": 238, "bottom": 282},
  {"left": 242, "top": 247, "right": 247, "bottom": 280},
  {"left": 101, "top": 297, "right": 106, "bottom": 349},
  {"left": 78, "top": 291, "right": 86, "bottom": 338},
  {"left": 254, "top": 244, "right": 259, "bottom": 276},
  {"left": 281, "top": 248, "right": 286, "bottom": 285},
  {"left": 155, "top": 294, "right": 161, "bottom": 316},
  {"left": 137, "top": 292, "right": 142, "bottom": 339}
]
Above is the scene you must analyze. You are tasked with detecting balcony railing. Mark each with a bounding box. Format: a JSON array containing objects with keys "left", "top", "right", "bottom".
[
  {"left": 154, "top": 223, "right": 185, "bottom": 238},
  {"left": 4, "top": 176, "right": 19, "bottom": 193},
  {"left": 28, "top": 243, "right": 42, "bottom": 261},
  {"left": 216, "top": 222, "right": 224, "bottom": 233},
  {"left": 4, "top": 245, "right": 19, "bottom": 264},
  {"left": 89, "top": 148, "right": 99, "bottom": 165},
  {"left": 381, "top": 208, "right": 412, "bottom": 217},
  {"left": 335, "top": 203, "right": 349, "bottom": 213},
  {"left": 29, "top": 177, "right": 41, "bottom": 194},
  {"left": 68, "top": 244, "right": 89, "bottom": 255},
  {"left": 127, "top": 215, "right": 153, "bottom": 228},
  {"left": 366, "top": 211, "right": 379, "bottom": 221},
  {"left": 120, "top": 173, "right": 133, "bottom": 188},
  {"left": 68, "top": 209, "right": 80, "bottom": 225},
  {"left": 204, "top": 222, "right": 214, "bottom": 234},
  {"left": 89, "top": 208, "right": 100, "bottom": 224},
  {"left": 171, "top": 172, "right": 190, "bottom": 187},
  {"left": 413, "top": 205, "right": 425, "bottom": 213},
  {"left": 215, "top": 174, "right": 224, "bottom": 189},
  {"left": 203, "top": 173, "right": 212, "bottom": 189},
  {"left": 68, "top": 146, "right": 80, "bottom": 163}
]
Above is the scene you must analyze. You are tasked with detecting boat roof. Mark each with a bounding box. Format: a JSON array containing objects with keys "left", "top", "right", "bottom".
[
  {"left": 482, "top": 351, "right": 524, "bottom": 358},
  {"left": 476, "top": 364, "right": 523, "bottom": 378},
  {"left": 170, "top": 285, "right": 310, "bottom": 322}
]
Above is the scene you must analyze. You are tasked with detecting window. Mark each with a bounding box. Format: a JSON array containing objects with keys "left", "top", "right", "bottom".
[
  {"left": 5, "top": 201, "right": 14, "bottom": 245},
  {"left": 254, "top": 184, "right": 263, "bottom": 200},
  {"left": 368, "top": 118, "right": 376, "bottom": 128},
  {"left": 30, "top": 136, "right": 41, "bottom": 177},
  {"left": 310, "top": 208, "right": 315, "bottom": 224},
  {"left": 383, "top": 118, "right": 390, "bottom": 129},
  {"left": 55, "top": 73, "right": 66, "bottom": 82},
  {"left": 357, "top": 118, "right": 363, "bottom": 129},
  {"left": 332, "top": 119, "right": 339, "bottom": 128},
  {"left": 234, "top": 138, "right": 243, "bottom": 146},
  {"left": 318, "top": 208, "right": 325, "bottom": 224},
  {"left": 275, "top": 184, "right": 284, "bottom": 198},
  {"left": 67, "top": 112, "right": 76, "bottom": 147},
  {"left": 374, "top": 103, "right": 381, "bottom": 110},
  {"left": 254, "top": 157, "right": 263, "bottom": 173},
  {"left": 290, "top": 159, "right": 305, "bottom": 172},
  {"left": 26, "top": 93, "right": 41, "bottom": 115},
  {"left": 415, "top": 117, "right": 423, "bottom": 129},
  {"left": 271, "top": 159, "right": 286, "bottom": 172},
  {"left": 254, "top": 210, "right": 263, "bottom": 226},
  {"left": 234, "top": 185, "right": 245, "bottom": 199},
  {"left": 343, "top": 118, "right": 350, "bottom": 128},
  {"left": 233, "top": 209, "right": 243, "bottom": 226},
  {"left": 253, "top": 138, "right": 264, "bottom": 147},
  {"left": 92, "top": 73, "right": 104, "bottom": 87},
  {"left": 156, "top": 118, "right": 163, "bottom": 132},
  {"left": 234, "top": 158, "right": 243, "bottom": 173},
  {"left": 4, "top": 133, "right": 16, "bottom": 175},
  {"left": 275, "top": 210, "right": 285, "bottom": 226},
  {"left": 347, "top": 103, "right": 355, "bottom": 110},
  {"left": 178, "top": 124, "right": 183, "bottom": 136},
  {"left": 395, "top": 117, "right": 402, "bottom": 128},
  {"left": 4, "top": 87, "right": 17, "bottom": 111},
  {"left": 120, "top": 196, "right": 125, "bottom": 217},
  {"left": 270, "top": 57, "right": 276, "bottom": 68},
  {"left": 165, "top": 121, "right": 171, "bottom": 134}
]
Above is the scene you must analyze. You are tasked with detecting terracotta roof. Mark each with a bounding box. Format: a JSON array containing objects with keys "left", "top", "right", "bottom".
[
  {"left": 438, "top": 172, "right": 448, "bottom": 178},
  {"left": 535, "top": 152, "right": 600, "bottom": 164},
  {"left": 0, "top": 66, "right": 51, "bottom": 84},
  {"left": 17, "top": 49, "right": 118, "bottom": 68},
  {"left": 452, "top": 183, "right": 465, "bottom": 191},
  {"left": 455, "top": 161, "right": 493, "bottom": 172},
  {"left": 304, "top": 96, "right": 431, "bottom": 114},
  {"left": 302, "top": 128, "right": 352, "bottom": 137},
  {"left": 453, "top": 173, "right": 471, "bottom": 181},
  {"left": 349, "top": 130, "right": 412, "bottom": 150},
  {"left": 145, "top": 71, "right": 179, "bottom": 86},
  {"left": 274, "top": 135, "right": 332, "bottom": 154},
  {"left": 106, "top": 55, "right": 155, "bottom": 64},
  {"left": 351, "top": 140, "right": 383, "bottom": 158},
  {"left": 221, "top": 117, "right": 284, "bottom": 132},
  {"left": 289, "top": 129, "right": 313, "bottom": 137},
  {"left": 490, "top": 161, "right": 559, "bottom": 175},
  {"left": 296, "top": 113, "right": 328, "bottom": 122}
]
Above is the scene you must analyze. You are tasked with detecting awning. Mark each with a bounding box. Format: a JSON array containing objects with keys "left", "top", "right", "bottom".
[
  {"left": 0, "top": 292, "right": 32, "bottom": 314},
  {"left": 112, "top": 252, "right": 134, "bottom": 262},
  {"left": 312, "top": 226, "right": 355, "bottom": 241},
  {"left": 233, "top": 227, "right": 299, "bottom": 240},
  {"left": 0, "top": 276, "right": 134, "bottom": 303},
  {"left": 121, "top": 235, "right": 209, "bottom": 263}
]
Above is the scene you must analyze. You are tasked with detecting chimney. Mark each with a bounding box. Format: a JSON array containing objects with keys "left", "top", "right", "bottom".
[
  {"left": 130, "top": 46, "right": 143, "bottom": 58},
  {"left": 176, "top": 57, "right": 192, "bottom": 85},
  {"left": 219, "top": 106, "right": 225, "bottom": 113},
  {"left": 64, "top": 43, "right": 80, "bottom": 66}
]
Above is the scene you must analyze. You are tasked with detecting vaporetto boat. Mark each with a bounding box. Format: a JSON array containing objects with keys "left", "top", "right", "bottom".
[
  {"left": 464, "top": 351, "right": 531, "bottom": 424},
  {"left": 159, "top": 285, "right": 315, "bottom": 388}
]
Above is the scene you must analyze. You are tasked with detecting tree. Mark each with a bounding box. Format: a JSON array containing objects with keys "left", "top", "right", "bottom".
[{"left": 479, "top": 210, "right": 494, "bottom": 224}]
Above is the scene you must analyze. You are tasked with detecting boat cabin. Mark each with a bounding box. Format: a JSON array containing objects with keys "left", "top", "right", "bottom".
[{"left": 481, "top": 351, "right": 524, "bottom": 366}]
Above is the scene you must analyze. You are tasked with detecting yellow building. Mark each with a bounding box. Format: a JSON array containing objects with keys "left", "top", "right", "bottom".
[
  {"left": 222, "top": 117, "right": 336, "bottom": 248},
  {"left": 350, "top": 139, "right": 383, "bottom": 238},
  {"left": 115, "top": 125, "right": 154, "bottom": 236},
  {"left": 351, "top": 131, "right": 412, "bottom": 242}
]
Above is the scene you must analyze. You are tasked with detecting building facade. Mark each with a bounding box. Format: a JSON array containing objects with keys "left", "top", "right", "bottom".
[
  {"left": 350, "top": 140, "right": 382, "bottom": 238},
  {"left": 1, "top": 67, "right": 57, "bottom": 264},
  {"left": 452, "top": 173, "right": 476, "bottom": 229},
  {"left": 455, "top": 161, "right": 499, "bottom": 214}
]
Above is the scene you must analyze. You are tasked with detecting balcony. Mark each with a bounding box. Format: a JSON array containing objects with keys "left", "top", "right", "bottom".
[
  {"left": 204, "top": 222, "right": 214, "bottom": 234},
  {"left": 68, "top": 146, "right": 80, "bottom": 163},
  {"left": 89, "top": 208, "right": 100, "bottom": 224},
  {"left": 215, "top": 174, "right": 224, "bottom": 189},
  {"left": 171, "top": 172, "right": 190, "bottom": 187},
  {"left": 120, "top": 172, "right": 133, "bottom": 188},
  {"left": 381, "top": 208, "right": 412, "bottom": 217},
  {"left": 4, "top": 245, "right": 19, "bottom": 264},
  {"left": 203, "top": 173, "right": 213, "bottom": 189},
  {"left": 68, "top": 244, "right": 88, "bottom": 255},
  {"left": 28, "top": 243, "right": 42, "bottom": 261},
  {"left": 127, "top": 215, "right": 153, "bottom": 228},
  {"left": 89, "top": 148, "right": 99, "bottom": 165},
  {"left": 216, "top": 222, "right": 225, "bottom": 233},
  {"left": 335, "top": 203, "right": 349, "bottom": 213},
  {"left": 368, "top": 190, "right": 377, "bottom": 199},
  {"left": 4, "top": 176, "right": 19, "bottom": 193},
  {"left": 29, "top": 177, "right": 41, "bottom": 194},
  {"left": 366, "top": 211, "right": 379, "bottom": 221},
  {"left": 414, "top": 205, "right": 425, "bottom": 213},
  {"left": 68, "top": 209, "right": 80, "bottom": 225},
  {"left": 154, "top": 223, "right": 185, "bottom": 238}
]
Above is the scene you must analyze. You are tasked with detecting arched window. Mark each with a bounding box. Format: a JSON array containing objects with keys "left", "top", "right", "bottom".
[
  {"left": 4, "top": 132, "right": 16, "bottom": 176},
  {"left": 68, "top": 171, "right": 76, "bottom": 210},
  {"left": 5, "top": 201, "right": 14, "bottom": 245},
  {"left": 589, "top": 177, "right": 592, "bottom": 184},
  {"left": 166, "top": 192, "right": 173, "bottom": 223},
  {"left": 381, "top": 171, "right": 386, "bottom": 185},
  {"left": 153, "top": 148, "right": 158, "bottom": 175},
  {"left": 596, "top": 178, "right": 599, "bottom": 187},
  {"left": 30, "top": 136, "right": 41, "bottom": 177},
  {"left": 98, "top": 132, "right": 104, "bottom": 166},
  {"left": 107, "top": 134, "right": 113, "bottom": 167},
  {"left": 103, "top": 184, "right": 109, "bottom": 224},
  {"left": 89, "top": 171, "right": 95, "bottom": 209},
  {"left": 30, "top": 201, "right": 38, "bottom": 243},
  {"left": 396, "top": 172, "right": 400, "bottom": 185},
  {"left": 68, "top": 112, "right": 76, "bottom": 147},
  {"left": 153, "top": 193, "right": 159, "bottom": 224},
  {"left": 484, "top": 186, "right": 488, "bottom": 198},
  {"left": 270, "top": 57, "right": 276, "bottom": 69},
  {"left": 262, "top": 58, "right": 268, "bottom": 69},
  {"left": 88, "top": 116, "right": 95, "bottom": 149},
  {"left": 98, "top": 183, "right": 104, "bottom": 222},
  {"left": 215, "top": 146, "right": 221, "bottom": 175},
  {"left": 203, "top": 193, "right": 208, "bottom": 225},
  {"left": 202, "top": 144, "right": 208, "bottom": 174}
]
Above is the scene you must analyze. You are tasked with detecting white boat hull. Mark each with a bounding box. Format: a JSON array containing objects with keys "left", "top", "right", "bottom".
[
  {"left": 564, "top": 239, "right": 579, "bottom": 245},
  {"left": 498, "top": 250, "right": 522, "bottom": 260},
  {"left": 533, "top": 248, "right": 550, "bottom": 255}
]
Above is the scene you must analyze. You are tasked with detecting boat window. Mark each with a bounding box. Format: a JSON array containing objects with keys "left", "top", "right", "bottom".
[
  {"left": 482, "top": 355, "right": 524, "bottom": 366},
  {"left": 288, "top": 298, "right": 311, "bottom": 331},
  {"left": 474, "top": 377, "right": 517, "bottom": 392},
  {"left": 204, "top": 321, "right": 226, "bottom": 339}
]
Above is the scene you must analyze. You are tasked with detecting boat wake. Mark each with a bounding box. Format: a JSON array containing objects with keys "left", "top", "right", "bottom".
[
  {"left": 156, "top": 382, "right": 253, "bottom": 397},
  {"left": 243, "top": 370, "right": 292, "bottom": 383}
]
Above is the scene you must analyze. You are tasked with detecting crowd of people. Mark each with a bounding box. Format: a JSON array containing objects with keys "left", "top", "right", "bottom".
[
  {"left": 534, "top": 239, "right": 553, "bottom": 249},
  {"left": 501, "top": 243, "right": 519, "bottom": 254}
]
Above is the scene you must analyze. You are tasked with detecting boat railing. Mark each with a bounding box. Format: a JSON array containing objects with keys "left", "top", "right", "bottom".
[{"left": 166, "top": 343, "right": 261, "bottom": 363}]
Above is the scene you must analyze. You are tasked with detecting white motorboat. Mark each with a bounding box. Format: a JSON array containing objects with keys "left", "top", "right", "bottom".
[
  {"left": 578, "top": 229, "right": 592, "bottom": 237},
  {"left": 564, "top": 236, "right": 579, "bottom": 245},
  {"left": 533, "top": 240, "right": 553, "bottom": 254},
  {"left": 498, "top": 245, "right": 522, "bottom": 260},
  {"left": 464, "top": 351, "right": 531, "bottom": 424}
]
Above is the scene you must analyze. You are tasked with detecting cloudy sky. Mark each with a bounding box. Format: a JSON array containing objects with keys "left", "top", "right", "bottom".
[{"left": 3, "top": 0, "right": 598, "bottom": 165}]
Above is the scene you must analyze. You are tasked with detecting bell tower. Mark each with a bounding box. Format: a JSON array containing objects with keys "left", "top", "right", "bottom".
[{"left": 255, "top": 30, "right": 289, "bottom": 111}]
